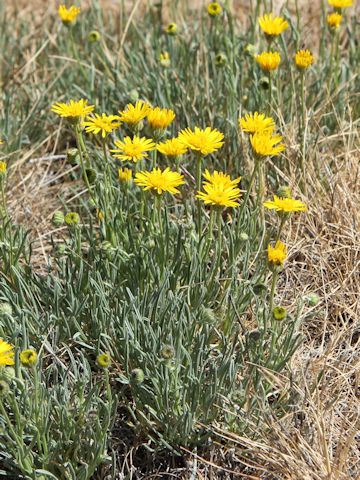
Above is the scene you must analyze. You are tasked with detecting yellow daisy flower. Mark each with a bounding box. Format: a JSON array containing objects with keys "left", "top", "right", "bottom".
[
  {"left": 263, "top": 195, "right": 307, "bottom": 213},
  {"left": 202, "top": 169, "right": 241, "bottom": 190},
  {"left": 197, "top": 174, "right": 241, "bottom": 209},
  {"left": 178, "top": 127, "right": 224, "bottom": 156},
  {"left": 0, "top": 339, "right": 14, "bottom": 366},
  {"left": 328, "top": 0, "right": 352, "bottom": 8},
  {"left": 135, "top": 167, "right": 185, "bottom": 195},
  {"left": 147, "top": 107, "right": 176, "bottom": 130},
  {"left": 165, "top": 23, "right": 178, "bottom": 35},
  {"left": 111, "top": 136, "right": 156, "bottom": 163},
  {"left": 258, "top": 13, "right": 289, "bottom": 37},
  {"left": 83, "top": 113, "right": 121, "bottom": 138},
  {"left": 295, "top": 50, "right": 314, "bottom": 70},
  {"left": 160, "top": 52, "right": 171, "bottom": 67},
  {"left": 118, "top": 167, "right": 133, "bottom": 182},
  {"left": 327, "top": 12, "right": 342, "bottom": 28},
  {"left": 208, "top": 2, "right": 222, "bottom": 16},
  {"left": 0, "top": 161, "right": 7, "bottom": 175},
  {"left": 239, "top": 112, "right": 275, "bottom": 134},
  {"left": 51, "top": 99, "right": 94, "bottom": 119},
  {"left": 118, "top": 100, "right": 151, "bottom": 126},
  {"left": 58, "top": 5, "right": 81, "bottom": 24},
  {"left": 268, "top": 241, "right": 287, "bottom": 266},
  {"left": 19, "top": 349, "right": 38, "bottom": 367},
  {"left": 157, "top": 138, "right": 187, "bottom": 157},
  {"left": 256, "top": 51, "right": 281, "bottom": 72},
  {"left": 250, "top": 132, "right": 285, "bottom": 157}
]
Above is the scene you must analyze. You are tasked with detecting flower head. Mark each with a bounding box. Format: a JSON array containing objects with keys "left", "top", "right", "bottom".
[
  {"left": 160, "top": 52, "right": 171, "bottom": 67},
  {"left": 215, "top": 53, "right": 227, "bottom": 66},
  {"left": 327, "top": 12, "right": 342, "bottom": 28},
  {"left": 118, "top": 167, "right": 132, "bottom": 183},
  {"left": 64, "top": 212, "right": 80, "bottom": 226},
  {"left": 111, "top": 136, "right": 156, "bottom": 163},
  {"left": 178, "top": 127, "right": 224, "bottom": 156},
  {"left": 268, "top": 241, "right": 287, "bottom": 266},
  {"left": 135, "top": 168, "right": 184, "bottom": 195},
  {"left": 328, "top": 0, "right": 352, "bottom": 8},
  {"left": 58, "top": 5, "right": 81, "bottom": 24},
  {"left": 88, "top": 30, "right": 101, "bottom": 42},
  {"left": 118, "top": 101, "right": 150, "bottom": 126},
  {"left": 83, "top": 113, "right": 121, "bottom": 138},
  {"left": 208, "top": 2, "right": 222, "bottom": 16},
  {"left": 250, "top": 132, "right": 285, "bottom": 157},
  {"left": 51, "top": 99, "right": 94, "bottom": 120},
  {"left": 165, "top": 23, "right": 178, "bottom": 35},
  {"left": 295, "top": 50, "right": 314, "bottom": 70},
  {"left": 96, "top": 353, "right": 111, "bottom": 369},
  {"left": 272, "top": 306, "right": 287, "bottom": 321},
  {"left": 263, "top": 195, "right": 307, "bottom": 213},
  {"left": 157, "top": 138, "right": 187, "bottom": 157},
  {"left": 197, "top": 171, "right": 241, "bottom": 208},
  {"left": 258, "top": 13, "right": 289, "bottom": 37},
  {"left": 19, "top": 349, "right": 38, "bottom": 367},
  {"left": 239, "top": 112, "right": 275, "bottom": 134},
  {"left": 0, "top": 339, "right": 14, "bottom": 366},
  {"left": 256, "top": 51, "right": 281, "bottom": 71},
  {"left": 0, "top": 161, "right": 7, "bottom": 176},
  {"left": 147, "top": 107, "right": 175, "bottom": 130}
]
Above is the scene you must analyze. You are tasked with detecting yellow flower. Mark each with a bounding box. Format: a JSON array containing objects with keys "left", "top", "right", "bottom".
[
  {"left": 328, "top": 0, "right": 352, "bottom": 8},
  {"left": 268, "top": 241, "right": 287, "bottom": 266},
  {"left": 295, "top": 50, "right": 314, "bottom": 70},
  {"left": 197, "top": 173, "right": 241, "bottom": 209},
  {"left": 250, "top": 132, "right": 285, "bottom": 157},
  {"left": 165, "top": 23, "right": 178, "bottom": 35},
  {"left": 157, "top": 138, "right": 187, "bottom": 157},
  {"left": 208, "top": 2, "right": 222, "bottom": 16},
  {"left": 0, "top": 339, "right": 14, "bottom": 366},
  {"left": 135, "top": 167, "right": 185, "bottom": 195},
  {"left": 263, "top": 195, "right": 307, "bottom": 213},
  {"left": 327, "top": 12, "right": 342, "bottom": 28},
  {"left": 202, "top": 169, "right": 241, "bottom": 190},
  {"left": 147, "top": 107, "right": 176, "bottom": 130},
  {"left": 96, "top": 353, "right": 111, "bottom": 368},
  {"left": 83, "top": 113, "right": 121, "bottom": 138},
  {"left": 111, "top": 136, "right": 156, "bottom": 163},
  {"left": 51, "top": 99, "right": 94, "bottom": 120},
  {"left": 118, "top": 101, "right": 150, "bottom": 126},
  {"left": 0, "top": 140, "right": 4, "bottom": 145},
  {"left": 58, "top": 5, "right": 81, "bottom": 24},
  {"left": 258, "top": 13, "right": 289, "bottom": 37},
  {"left": 19, "top": 349, "right": 38, "bottom": 367},
  {"left": 178, "top": 127, "right": 224, "bottom": 156},
  {"left": 239, "top": 112, "right": 275, "bottom": 134},
  {"left": 118, "top": 167, "right": 133, "bottom": 182},
  {"left": 0, "top": 161, "right": 7, "bottom": 175},
  {"left": 256, "top": 51, "right": 281, "bottom": 72},
  {"left": 160, "top": 52, "right": 170, "bottom": 67}
]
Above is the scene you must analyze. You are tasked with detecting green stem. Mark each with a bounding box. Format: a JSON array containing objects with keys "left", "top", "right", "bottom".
[
  {"left": 196, "top": 154, "right": 203, "bottom": 237},
  {"left": 299, "top": 72, "right": 307, "bottom": 190},
  {"left": 269, "top": 270, "right": 278, "bottom": 315},
  {"left": 74, "top": 125, "right": 96, "bottom": 204}
]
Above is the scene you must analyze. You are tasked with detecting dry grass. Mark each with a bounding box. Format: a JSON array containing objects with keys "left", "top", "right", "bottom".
[{"left": 2, "top": 1, "right": 360, "bottom": 478}]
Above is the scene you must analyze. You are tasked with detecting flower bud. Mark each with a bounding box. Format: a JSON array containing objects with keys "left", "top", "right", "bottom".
[
  {"left": 52, "top": 211, "right": 65, "bottom": 227},
  {"left": 253, "top": 283, "right": 267, "bottom": 295},
  {"left": 259, "top": 76, "right": 270, "bottom": 90},
  {"left": 88, "top": 30, "right": 101, "bottom": 43},
  {"left": 160, "top": 345, "right": 175, "bottom": 360},
  {"left": 0, "top": 367, "right": 15, "bottom": 382},
  {"left": 0, "top": 161, "right": 7, "bottom": 177},
  {"left": 130, "top": 368, "right": 144, "bottom": 385},
  {"left": 304, "top": 293, "right": 320, "bottom": 306},
  {"left": 164, "top": 23, "right": 178, "bottom": 36},
  {"left": 96, "top": 353, "right": 111, "bottom": 369},
  {"left": 67, "top": 148, "right": 80, "bottom": 165},
  {"left": 215, "top": 53, "right": 227, "bottom": 67},
  {"left": 0, "top": 302, "right": 12, "bottom": 317},
  {"left": 19, "top": 349, "right": 38, "bottom": 367},
  {"left": 84, "top": 168, "right": 97, "bottom": 185},
  {"left": 56, "top": 243, "right": 67, "bottom": 255},
  {"left": 239, "top": 232, "right": 249, "bottom": 241},
  {"left": 0, "top": 380, "right": 10, "bottom": 397},
  {"left": 64, "top": 212, "right": 80, "bottom": 227},
  {"left": 272, "top": 306, "right": 287, "bottom": 321},
  {"left": 129, "top": 89, "right": 139, "bottom": 103},
  {"left": 100, "top": 240, "right": 113, "bottom": 253}
]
